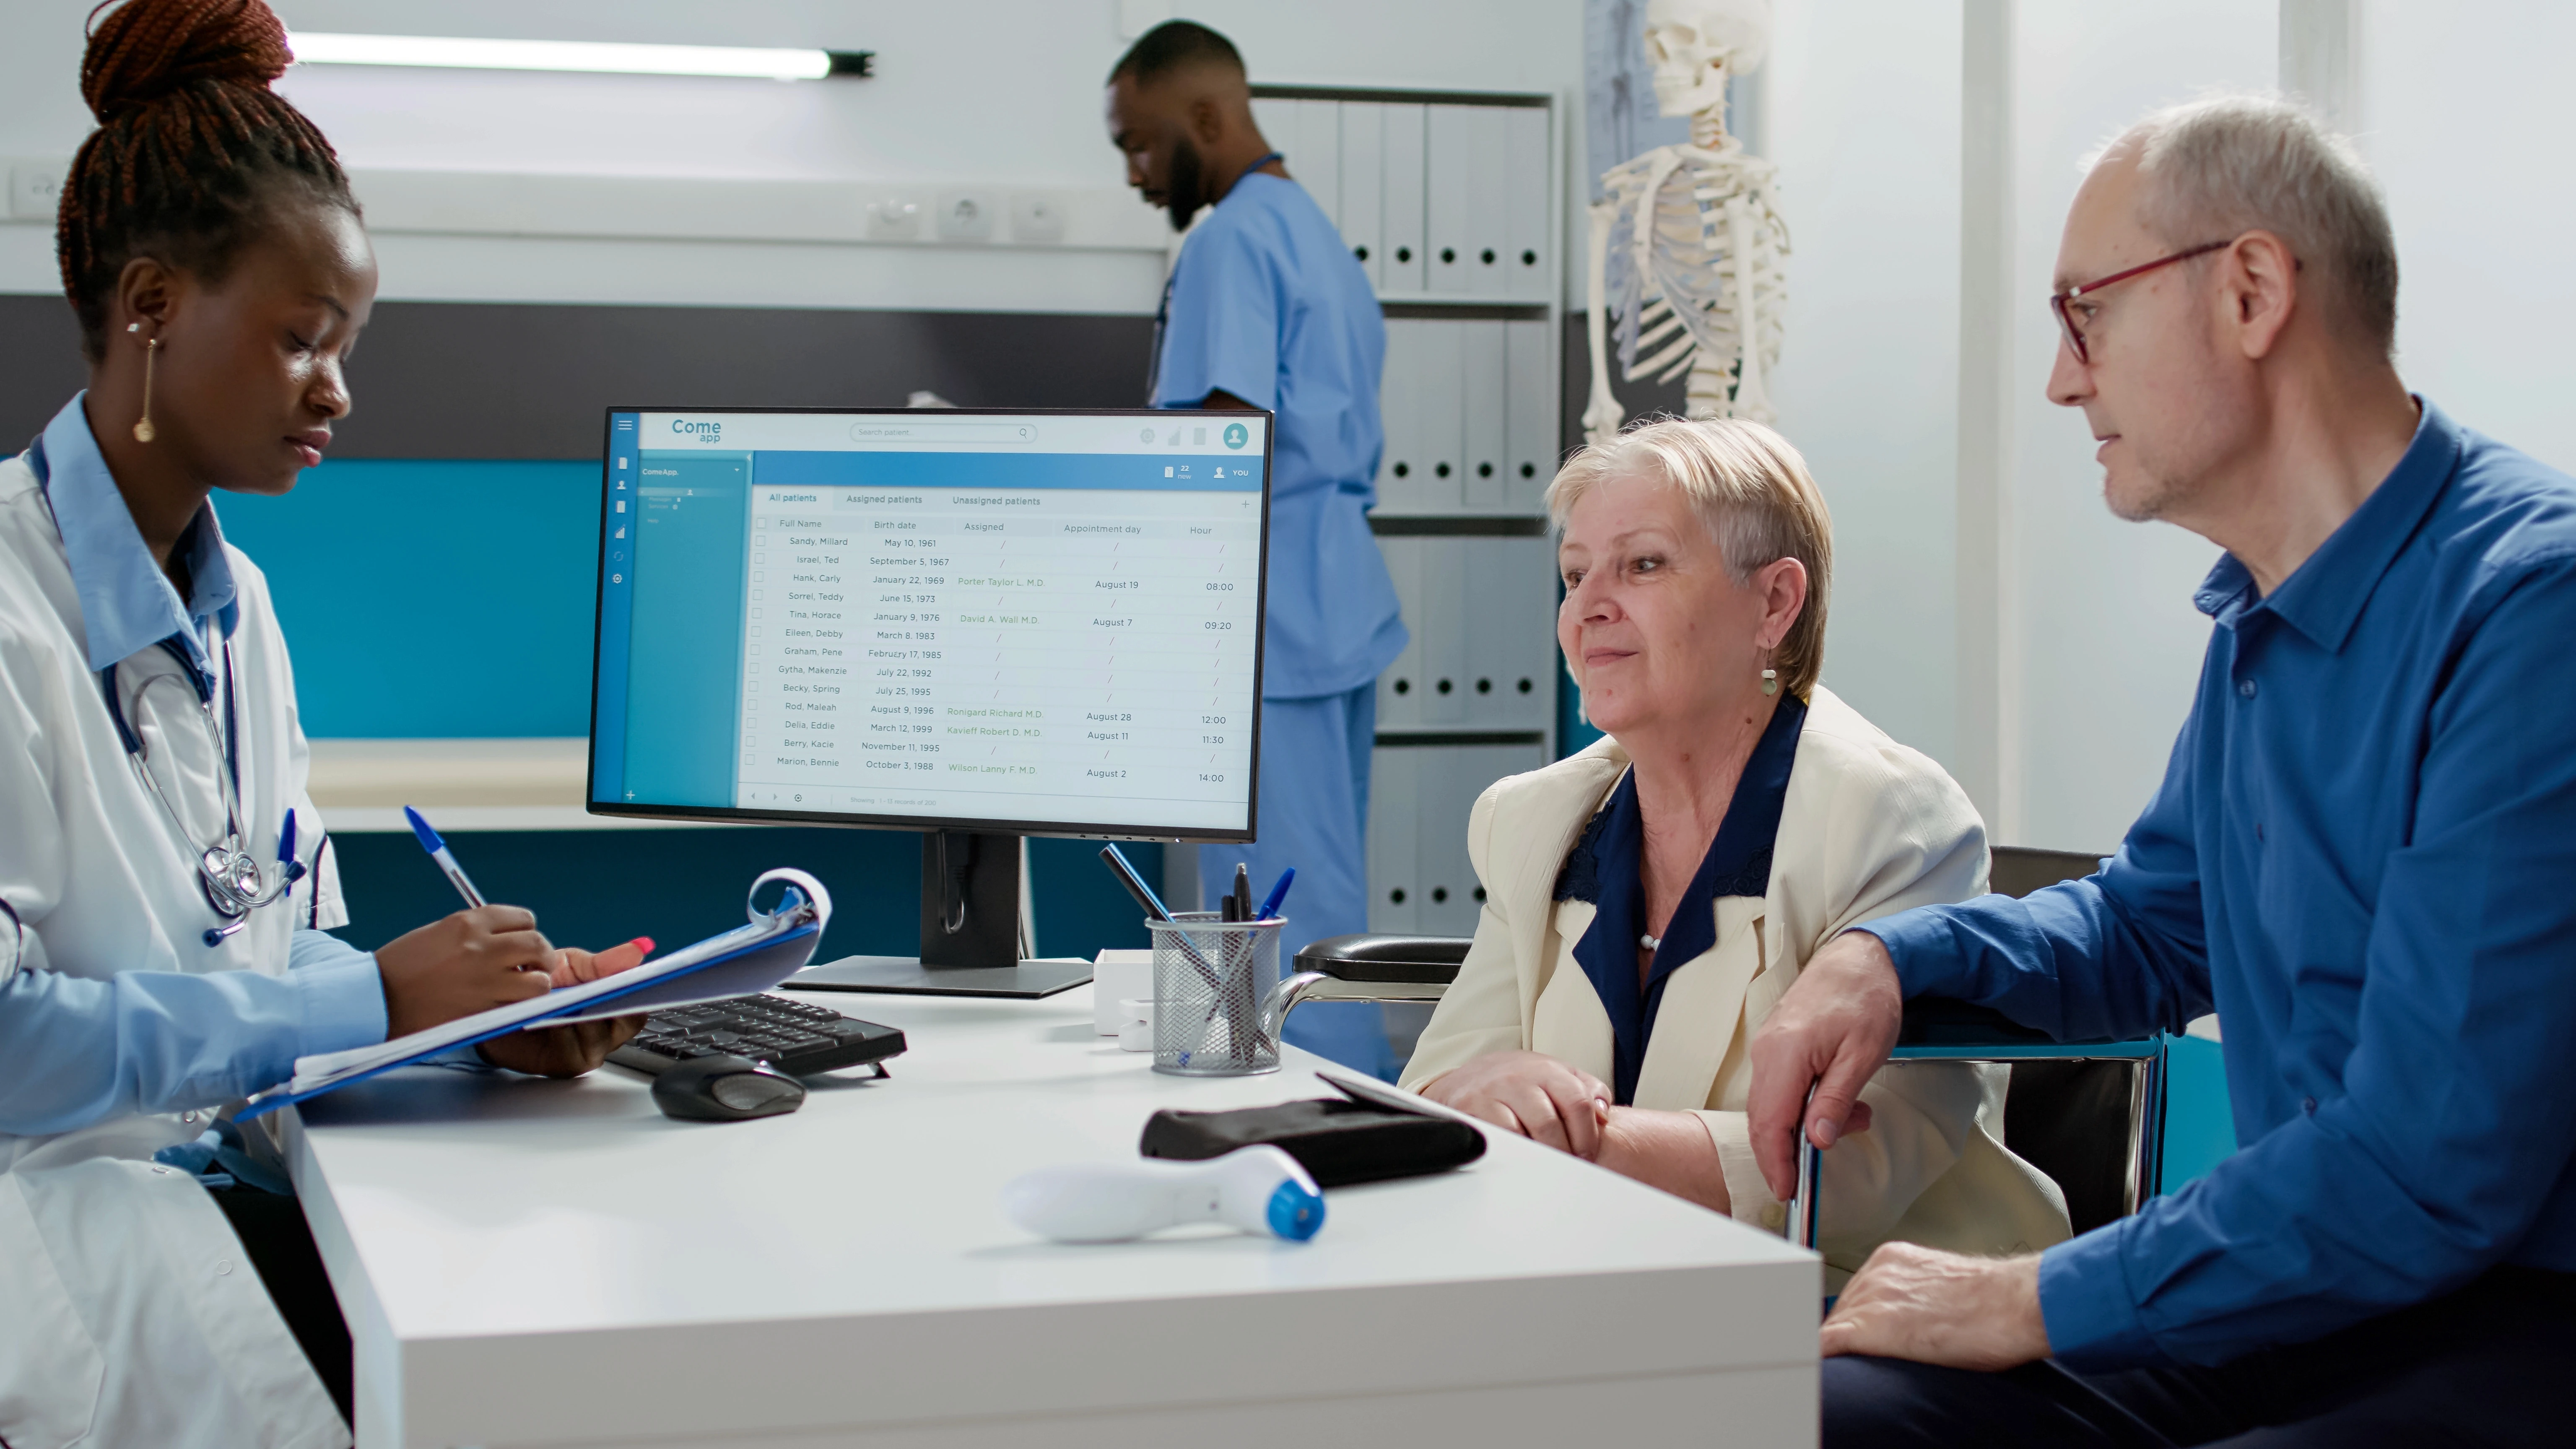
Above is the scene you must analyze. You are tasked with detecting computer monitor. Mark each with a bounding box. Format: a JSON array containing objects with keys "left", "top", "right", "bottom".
[{"left": 588, "top": 407, "right": 1272, "bottom": 997}]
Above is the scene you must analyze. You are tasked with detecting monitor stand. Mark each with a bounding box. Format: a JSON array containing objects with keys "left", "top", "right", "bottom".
[{"left": 790, "top": 831, "right": 1094, "bottom": 1000}]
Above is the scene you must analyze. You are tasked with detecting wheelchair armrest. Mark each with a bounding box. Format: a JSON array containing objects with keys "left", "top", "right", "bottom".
[{"left": 1293, "top": 933, "right": 1472, "bottom": 986}]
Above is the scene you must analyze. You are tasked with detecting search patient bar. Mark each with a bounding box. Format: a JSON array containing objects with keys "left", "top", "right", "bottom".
[{"left": 848, "top": 422, "right": 1037, "bottom": 445}]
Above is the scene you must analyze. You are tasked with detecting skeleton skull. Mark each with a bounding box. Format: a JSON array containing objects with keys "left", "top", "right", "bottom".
[{"left": 1644, "top": 0, "right": 1773, "bottom": 117}]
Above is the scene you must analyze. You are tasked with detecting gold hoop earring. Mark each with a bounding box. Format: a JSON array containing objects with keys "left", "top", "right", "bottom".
[{"left": 128, "top": 322, "right": 161, "bottom": 444}]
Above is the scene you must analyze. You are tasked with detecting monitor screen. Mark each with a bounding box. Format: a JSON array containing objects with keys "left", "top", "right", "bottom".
[{"left": 588, "top": 408, "right": 1271, "bottom": 840}]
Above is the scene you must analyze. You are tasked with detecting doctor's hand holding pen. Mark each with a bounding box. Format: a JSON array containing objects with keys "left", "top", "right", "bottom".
[
  {"left": 370, "top": 907, "right": 657, "bottom": 1077},
  {"left": 371, "top": 808, "right": 658, "bottom": 1077}
]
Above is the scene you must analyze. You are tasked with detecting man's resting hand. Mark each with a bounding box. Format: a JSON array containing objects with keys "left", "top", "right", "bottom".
[
  {"left": 1747, "top": 929, "right": 1904, "bottom": 1200},
  {"left": 1821, "top": 1242, "right": 2050, "bottom": 1370}
]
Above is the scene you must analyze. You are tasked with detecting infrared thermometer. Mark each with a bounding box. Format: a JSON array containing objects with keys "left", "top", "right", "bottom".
[{"left": 1002, "top": 1146, "right": 1325, "bottom": 1244}]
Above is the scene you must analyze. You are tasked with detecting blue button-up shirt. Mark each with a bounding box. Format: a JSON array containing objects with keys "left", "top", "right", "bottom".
[
  {"left": 0, "top": 395, "right": 384, "bottom": 1137},
  {"left": 1865, "top": 400, "right": 2576, "bottom": 1370}
]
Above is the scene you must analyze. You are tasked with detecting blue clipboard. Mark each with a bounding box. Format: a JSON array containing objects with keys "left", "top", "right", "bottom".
[{"left": 241, "top": 868, "right": 831, "bottom": 1119}]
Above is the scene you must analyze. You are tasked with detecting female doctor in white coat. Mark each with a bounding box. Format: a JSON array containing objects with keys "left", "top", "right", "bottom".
[
  {"left": 1400, "top": 419, "right": 2070, "bottom": 1283},
  {"left": 0, "top": 4, "right": 646, "bottom": 1445}
]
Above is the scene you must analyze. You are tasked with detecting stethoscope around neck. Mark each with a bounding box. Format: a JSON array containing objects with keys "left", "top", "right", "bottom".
[
  {"left": 99, "top": 638, "right": 306, "bottom": 945},
  {"left": 29, "top": 431, "right": 306, "bottom": 946}
]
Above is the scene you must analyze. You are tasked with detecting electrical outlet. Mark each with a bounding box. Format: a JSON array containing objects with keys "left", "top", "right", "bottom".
[
  {"left": 11, "top": 161, "right": 66, "bottom": 221},
  {"left": 935, "top": 191, "right": 997, "bottom": 243},
  {"left": 1008, "top": 192, "right": 1067, "bottom": 244},
  {"left": 863, "top": 195, "right": 924, "bottom": 242}
]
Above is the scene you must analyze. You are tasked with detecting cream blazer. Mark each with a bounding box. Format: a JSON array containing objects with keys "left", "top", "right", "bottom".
[{"left": 1400, "top": 686, "right": 2070, "bottom": 1280}]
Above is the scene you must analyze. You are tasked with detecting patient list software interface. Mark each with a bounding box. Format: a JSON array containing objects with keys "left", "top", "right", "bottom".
[{"left": 591, "top": 411, "right": 1271, "bottom": 835}]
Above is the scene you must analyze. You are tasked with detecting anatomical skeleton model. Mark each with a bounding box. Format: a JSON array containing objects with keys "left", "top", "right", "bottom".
[{"left": 1583, "top": 0, "right": 1789, "bottom": 441}]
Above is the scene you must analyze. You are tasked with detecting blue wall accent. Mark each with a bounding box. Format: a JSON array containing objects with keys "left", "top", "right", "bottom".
[
  {"left": 328, "top": 829, "right": 1163, "bottom": 967},
  {"left": 217, "top": 459, "right": 601, "bottom": 737}
]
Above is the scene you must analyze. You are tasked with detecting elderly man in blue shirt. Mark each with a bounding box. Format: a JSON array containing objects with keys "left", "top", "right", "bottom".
[
  {"left": 1747, "top": 95, "right": 2576, "bottom": 1445},
  {"left": 1106, "top": 22, "right": 1408, "bottom": 1074}
]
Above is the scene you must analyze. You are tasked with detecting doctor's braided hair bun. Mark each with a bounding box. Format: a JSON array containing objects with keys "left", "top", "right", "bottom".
[{"left": 57, "top": 0, "right": 357, "bottom": 361}]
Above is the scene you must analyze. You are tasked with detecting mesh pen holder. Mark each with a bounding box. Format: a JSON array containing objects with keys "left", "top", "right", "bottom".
[{"left": 1148, "top": 912, "right": 1285, "bottom": 1077}]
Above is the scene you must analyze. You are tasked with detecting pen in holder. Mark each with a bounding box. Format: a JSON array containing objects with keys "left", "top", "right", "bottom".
[{"left": 1148, "top": 912, "right": 1285, "bottom": 1077}]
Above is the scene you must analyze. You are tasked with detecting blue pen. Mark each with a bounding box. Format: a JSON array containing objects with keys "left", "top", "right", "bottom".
[
  {"left": 1256, "top": 867, "right": 1296, "bottom": 922},
  {"left": 403, "top": 805, "right": 487, "bottom": 909}
]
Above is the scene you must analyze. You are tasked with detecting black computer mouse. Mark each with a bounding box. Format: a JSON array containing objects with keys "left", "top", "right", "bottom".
[{"left": 650, "top": 1054, "right": 807, "bottom": 1122}]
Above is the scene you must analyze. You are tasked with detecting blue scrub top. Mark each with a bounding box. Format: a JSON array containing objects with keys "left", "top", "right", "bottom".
[
  {"left": 1555, "top": 697, "right": 1807, "bottom": 1104},
  {"left": 1152, "top": 171, "right": 1406, "bottom": 700}
]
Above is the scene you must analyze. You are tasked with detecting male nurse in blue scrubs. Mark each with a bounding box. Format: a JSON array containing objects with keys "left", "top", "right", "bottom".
[{"left": 1107, "top": 21, "right": 1408, "bottom": 1075}]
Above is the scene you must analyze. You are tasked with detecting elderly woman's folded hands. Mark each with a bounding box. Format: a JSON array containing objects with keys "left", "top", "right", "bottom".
[{"left": 1422, "top": 1050, "right": 1613, "bottom": 1158}]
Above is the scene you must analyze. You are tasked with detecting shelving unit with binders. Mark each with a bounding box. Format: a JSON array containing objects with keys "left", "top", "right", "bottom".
[{"left": 1251, "top": 83, "right": 1567, "bottom": 940}]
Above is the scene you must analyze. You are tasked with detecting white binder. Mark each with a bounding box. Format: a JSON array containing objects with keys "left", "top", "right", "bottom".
[
  {"left": 1376, "top": 317, "right": 1423, "bottom": 512},
  {"left": 1381, "top": 104, "right": 1428, "bottom": 295},
  {"left": 1506, "top": 106, "right": 1554, "bottom": 301},
  {"left": 1416, "top": 319, "right": 1467, "bottom": 511},
  {"left": 1366, "top": 744, "right": 1420, "bottom": 934},
  {"left": 1463, "top": 105, "right": 1514, "bottom": 296},
  {"left": 1295, "top": 99, "right": 1342, "bottom": 229},
  {"left": 1505, "top": 317, "right": 1559, "bottom": 511},
  {"left": 1375, "top": 534, "right": 1424, "bottom": 728},
  {"left": 1462, "top": 318, "right": 1509, "bottom": 510},
  {"left": 1464, "top": 536, "right": 1558, "bottom": 730},
  {"left": 1417, "top": 535, "right": 1470, "bottom": 725},
  {"left": 1424, "top": 104, "right": 1476, "bottom": 295},
  {"left": 1337, "top": 101, "right": 1385, "bottom": 290}
]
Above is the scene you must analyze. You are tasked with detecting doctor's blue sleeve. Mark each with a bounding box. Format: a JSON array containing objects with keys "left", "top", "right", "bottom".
[
  {"left": 0, "top": 942, "right": 384, "bottom": 1137},
  {"left": 1151, "top": 223, "right": 1282, "bottom": 411}
]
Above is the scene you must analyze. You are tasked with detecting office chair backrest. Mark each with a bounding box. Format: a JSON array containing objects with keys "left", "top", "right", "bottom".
[{"left": 1989, "top": 846, "right": 2108, "bottom": 900}]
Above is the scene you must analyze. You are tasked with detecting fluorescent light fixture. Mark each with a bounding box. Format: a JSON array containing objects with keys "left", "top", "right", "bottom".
[{"left": 285, "top": 33, "right": 873, "bottom": 80}]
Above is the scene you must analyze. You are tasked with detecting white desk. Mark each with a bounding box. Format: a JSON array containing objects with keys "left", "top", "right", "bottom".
[{"left": 283, "top": 987, "right": 1819, "bottom": 1448}]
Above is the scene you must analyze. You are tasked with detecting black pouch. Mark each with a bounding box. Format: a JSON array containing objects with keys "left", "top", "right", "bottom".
[{"left": 1139, "top": 1080, "right": 1485, "bottom": 1187}]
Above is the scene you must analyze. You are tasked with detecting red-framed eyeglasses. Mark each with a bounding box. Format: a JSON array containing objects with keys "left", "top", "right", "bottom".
[{"left": 2050, "top": 239, "right": 2233, "bottom": 364}]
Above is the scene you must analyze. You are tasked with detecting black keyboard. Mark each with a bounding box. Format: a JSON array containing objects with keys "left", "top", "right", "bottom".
[{"left": 610, "top": 994, "right": 906, "bottom": 1078}]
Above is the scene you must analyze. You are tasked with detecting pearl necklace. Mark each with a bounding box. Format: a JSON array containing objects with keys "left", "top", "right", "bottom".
[{"left": 1639, "top": 933, "right": 1662, "bottom": 951}]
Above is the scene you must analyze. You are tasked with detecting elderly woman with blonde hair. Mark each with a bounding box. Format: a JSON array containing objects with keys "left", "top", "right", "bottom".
[{"left": 1400, "top": 418, "right": 2068, "bottom": 1280}]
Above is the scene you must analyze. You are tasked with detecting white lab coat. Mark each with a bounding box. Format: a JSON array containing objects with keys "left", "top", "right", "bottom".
[
  {"left": 0, "top": 447, "right": 353, "bottom": 1449},
  {"left": 1400, "top": 687, "right": 2071, "bottom": 1285}
]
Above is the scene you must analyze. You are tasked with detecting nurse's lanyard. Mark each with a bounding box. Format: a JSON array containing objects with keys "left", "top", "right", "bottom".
[{"left": 27, "top": 434, "right": 306, "bottom": 946}]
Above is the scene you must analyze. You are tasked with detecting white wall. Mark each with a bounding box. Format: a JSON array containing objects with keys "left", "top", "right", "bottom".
[
  {"left": 0, "top": 0, "right": 1582, "bottom": 309},
  {"left": 1999, "top": 1, "right": 2276, "bottom": 851},
  {"left": 1766, "top": 0, "right": 1966, "bottom": 770},
  {"left": 2358, "top": 1, "right": 2576, "bottom": 475}
]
